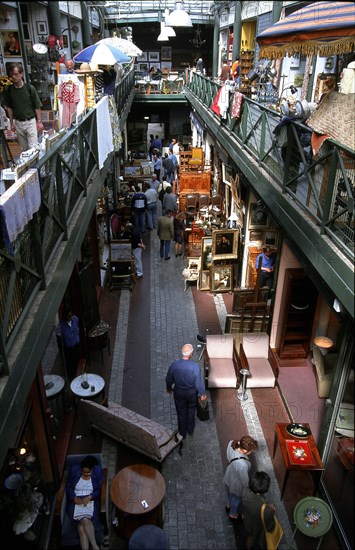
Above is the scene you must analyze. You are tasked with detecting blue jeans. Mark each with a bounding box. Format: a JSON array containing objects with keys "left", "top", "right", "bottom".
[
  {"left": 146, "top": 202, "right": 158, "bottom": 229},
  {"left": 160, "top": 240, "right": 171, "bottom": 259}
]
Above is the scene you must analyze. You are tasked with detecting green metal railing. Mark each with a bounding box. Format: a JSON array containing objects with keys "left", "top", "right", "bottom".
[{"left": 186, "top": 70, "right": 354, "bottom": 258}]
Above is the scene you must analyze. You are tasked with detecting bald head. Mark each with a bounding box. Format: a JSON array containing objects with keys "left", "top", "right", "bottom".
[{"left": 181, "top": 343, "right": 193, "bottom": 359}]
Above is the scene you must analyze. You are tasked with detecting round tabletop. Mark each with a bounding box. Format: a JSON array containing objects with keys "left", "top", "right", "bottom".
[
  {"left": 110, "top": 464, "right": 166, "bottom": 515},
  {"left": 70, "top": 373, "right": 105, "bottom": 398},
  {"left": 293, "top": 496, "right": 333, "bottom": 538},
  {"left": 313, "top": 336, "right": 334, "bottom": 349},
  {"left": 44, "top": 374, "right": 65, "bottom": 397}
]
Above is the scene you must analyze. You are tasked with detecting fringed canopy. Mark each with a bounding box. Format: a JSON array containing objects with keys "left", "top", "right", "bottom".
[{"left": 257, "top": 2, "right": 355, "bottom": 60}]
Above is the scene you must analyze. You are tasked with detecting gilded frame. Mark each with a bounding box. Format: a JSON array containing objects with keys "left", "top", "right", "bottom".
[
  {"left": 212, "top": 229, "right": 239, "bottom": 260},
  {"left": 210, "top": 265, "right": 233, "bottom": 293}
]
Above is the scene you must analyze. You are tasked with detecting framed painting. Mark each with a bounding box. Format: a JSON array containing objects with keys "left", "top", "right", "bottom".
[
  {"left": 201, "top": 237, "right": 213, "bottom": 270},
  {"left": 212, "top": 229, "right": 239, "bottom": 260},
  {"left": 149, "top": 51, "right": 160, "bottom": 62},
  {"left": 149, "top": 62, "right": 160, "bottom": 71},
  {"left": 137, "top": 52, "right": 147, "bottom": 62},
  {"left": 222, "top": 163, "right": 233, "bottom": 185},
  {"left": 1, "top": 31, "right": 22, "bottom": 57},
  {"left": 248, "top": 202, "right": 269, "bottom": 229},
  {"left": 264, "top": 230, "right": 279, "bottom": 248},
  {"left": 248, "top": 230, "right": 263, "bottom": 245},
  {"left": 36, "top": 21, "right": 48, "bottom": 35},
  {"left": 161, "top": 61, "right": 172, "bottom": 72},
  {"left": 199, "top": 270, "right": 210, "bottom": 291},
  {"left": 24, "top": 40, "right": 33, "bottom": 56},
  {"left": 210, "top": 265, "right": 233, "bottom": 293},
  {"left": 62, "top": 35, "right": 69, "bottom": 48},
  {"left": 161, "top": 46, "right": 171, "bottom": 61},
  {"left": 138, "top": 62, "right": 149, "bottom": 73}
]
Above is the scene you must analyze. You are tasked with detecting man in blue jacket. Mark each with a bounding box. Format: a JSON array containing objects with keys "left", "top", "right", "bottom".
[
  {"left": 166, "top": 343, "right": 206, "bottom": 438},
  {"left": 60, "top": 305, "right": 80, "bottom": 379}
]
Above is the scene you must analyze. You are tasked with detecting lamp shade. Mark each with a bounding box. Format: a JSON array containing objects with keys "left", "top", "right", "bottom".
[
  {"left": 165, "top": 2, "right": 193, "bottom": 27},
  {"left": 157, "top": 23, "right": 170, "bottom": 42},
  {"left": 164, "top": 9, "right": 176, "bottom": 36}
]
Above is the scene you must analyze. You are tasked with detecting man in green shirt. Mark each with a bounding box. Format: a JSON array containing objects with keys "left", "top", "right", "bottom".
[{"left": 3, "top": 62, "right": 43, "bottom": 152}]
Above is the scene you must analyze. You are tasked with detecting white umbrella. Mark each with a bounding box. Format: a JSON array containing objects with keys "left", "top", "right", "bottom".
[{"left": 99, "top": 37, "right": 142, "bottom": 57}]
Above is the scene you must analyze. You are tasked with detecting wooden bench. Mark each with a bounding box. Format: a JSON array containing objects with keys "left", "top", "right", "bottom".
[{"left": 79, "top": 399, "right": 183, "bottom": 463}]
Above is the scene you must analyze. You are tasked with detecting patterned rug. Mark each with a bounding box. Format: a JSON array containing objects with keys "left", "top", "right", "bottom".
[{"left": 306, "top": 91, "right": 355, "bottom": 151}]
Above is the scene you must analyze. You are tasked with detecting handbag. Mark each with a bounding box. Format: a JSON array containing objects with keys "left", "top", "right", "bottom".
[
  {"left": 261, "top": 503, "right": 284, "bottom": 550},
  {"left": 196, "top": 397, "right": 209, "bottom": 421}
]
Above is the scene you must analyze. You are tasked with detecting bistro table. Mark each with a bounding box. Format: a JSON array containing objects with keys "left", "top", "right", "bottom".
[
  {"left": 70, "top": 373, "right": 105, "bottom": 400},
  {"left": 110, "top": 464, "right": 166, "bottom": 539},
  {"left": 273, "top": 423, "right": 324, "bottom": 500},
  {"left": 44, "top": 374, "right": 66, "bottom": 416}
]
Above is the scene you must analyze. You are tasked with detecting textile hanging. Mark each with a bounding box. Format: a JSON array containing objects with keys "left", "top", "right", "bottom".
[
  {"left": 0, "top": 168, "right": 41, "bottom": 246},
  {"left": 211, "top": 88, "right": 222, "bottom": 117},
  {"left": 231, "top": 92, "right": 244, "bottom": 119},
  {"left": 96, "top": 96, "right": 114, "bottom": 169},
  {"left": 305, "top": 91, "right": 355, "bottom": 153},
  {"left": 108, "top": 95, "right": 122, "bottom": 151},
  {"left": 256, "top": 2, "right": 355, "bottom": 59},
  {"left": 57, "top": 81, "right": 81, "bottom": 128}
]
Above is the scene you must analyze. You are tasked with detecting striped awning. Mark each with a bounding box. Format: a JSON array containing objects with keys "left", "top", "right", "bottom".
[{"left": 256, "top": 2, "right": 355, "bottom": 59}]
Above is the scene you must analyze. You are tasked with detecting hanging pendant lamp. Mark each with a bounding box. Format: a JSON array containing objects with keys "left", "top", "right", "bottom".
[
  {"left": 164, "top": 9, "right": 176, "bottom": 36},
  {"left": 157, "top": 22, "right": 170, "bottom": 42},
  {"left": 165, "top": 2, "right": 193, "bottom": 28}
]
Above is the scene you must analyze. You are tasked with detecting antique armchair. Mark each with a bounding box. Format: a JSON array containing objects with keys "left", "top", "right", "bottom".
[{"left": 188, "top": 147, "right": 204, "bottom": 170}]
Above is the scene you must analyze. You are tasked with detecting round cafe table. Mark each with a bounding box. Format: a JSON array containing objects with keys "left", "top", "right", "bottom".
[{"left": 110, "top": 464, "right": 166, "bottom": 539}]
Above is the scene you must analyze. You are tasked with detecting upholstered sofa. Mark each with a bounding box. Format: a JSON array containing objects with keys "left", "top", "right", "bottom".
[
  {"left": 204, "top": 334, "right": 239, "bottom": 388},
  {"left": 79, "top": 399, "right": 183, "bottom": 462},
  {"left": 239, "top": 332, "right": 277, "bottom": 388},
  {"left": 312, "top": 346, "right": 338, "bottom": 398}
]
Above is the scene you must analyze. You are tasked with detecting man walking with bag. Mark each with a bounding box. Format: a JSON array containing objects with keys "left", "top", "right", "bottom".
[{"left": 165, "top": 343, "right": 206, "bottom": 438}]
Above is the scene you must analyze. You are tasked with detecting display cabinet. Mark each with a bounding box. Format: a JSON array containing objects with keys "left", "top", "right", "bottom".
[{"left": 239, "top": 50, "right": 254, "bottom": 96}]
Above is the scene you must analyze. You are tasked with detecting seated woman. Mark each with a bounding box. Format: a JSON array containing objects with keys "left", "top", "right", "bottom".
[{"left": 65, "top": 455, "right": 103, "bottom": 550}]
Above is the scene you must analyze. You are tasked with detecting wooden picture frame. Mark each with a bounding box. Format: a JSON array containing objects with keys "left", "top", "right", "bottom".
[
  {"left": 264, "top": 230, "right": 279, "bottom": 248},
  {"left": 210, "top": 265, "right": 233, "bottom": 293},
  {"left": 62, "top": 35, "right": 69, "bottom": 48},
  {"left": 248, "top": 202, "right": 269, "bottom": 229},
  {"left": 248, "top": 230, "right": 263, "bottom": 245},
  {"left": 212, "top": 229, "right": 239, "bottom": 260},
  {"left": 149, "top": 51, "right": 160, "bottom": 62},
  {"left": 1, "top": 30, "right": 22, "bottom": 57},
  {"left": 36, "top": 21, "right": 48, "bottom": 35},
  {"left": 161, "top": 46, "right": 171, "bottom": 61},
  {"left": 199, "top": 270, "right": 210, "bottom": 291},
  {"left": 137, "top": 52, "right": 147, "bottom": 62},
  {"left": 201, "top": 237, "right": 213, "bottom": 270}
]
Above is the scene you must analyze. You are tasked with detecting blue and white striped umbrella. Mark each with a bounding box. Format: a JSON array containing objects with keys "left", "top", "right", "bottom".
[{"left": 73, "top": 42, "right": 130, "bottom": 65}]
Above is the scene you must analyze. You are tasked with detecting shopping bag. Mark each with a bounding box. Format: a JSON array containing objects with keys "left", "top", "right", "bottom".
[{"left": 196, "top": 398, "right": 209, "bottom": 421}]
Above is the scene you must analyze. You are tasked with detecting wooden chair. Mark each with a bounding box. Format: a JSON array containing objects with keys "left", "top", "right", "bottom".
[
  {"left": 185, "top": 193, "right": 198, "bottom": 218},
  {"left": 188, "top": 147, "right": 204, "bottom": 170},
  {"left": 211, "top": 194, "right": 223, "bottom": 216},
  {"left": 198, "top": 193, "right": 210, "bottom": 215}
]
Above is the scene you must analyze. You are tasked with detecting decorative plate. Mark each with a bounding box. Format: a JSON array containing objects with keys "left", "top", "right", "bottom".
[{"left": 286, "top": 423, "right": 311, "bottom": 439}]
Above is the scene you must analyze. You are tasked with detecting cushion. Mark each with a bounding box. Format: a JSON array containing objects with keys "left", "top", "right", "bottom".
[
  {"left": 208, "top": 358, "right": 237, "bottom": 388},
  {"left": 242, "top": 332, "right": 269, "bottom": 358},
  {"left": 206, "top": 334, "right": 234, "bottom": 358},
  {"left": 247, "top": 358, "right": 276, "bottom": 388}
]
